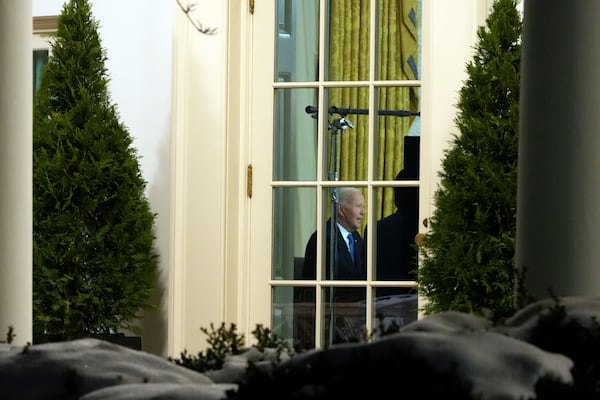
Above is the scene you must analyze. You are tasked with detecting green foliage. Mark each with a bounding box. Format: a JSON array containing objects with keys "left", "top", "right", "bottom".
[
  {"left": 251, "top": 324, "right": 292, "bottom": 361},
  {"left": 32, "top": 0, "right": 158, "bottom": 341},
  {"left": 0, "top": 326, "right": 15, "bottom": 344},
  {"left": 531, "top": 297, "right": 600, "bottom": 398},
  {"left": 418, "top": 0, "right": 522, "bottom": 320},
  {"left": 251, "top": 324, "right": 285, "bottom": 351},
  {"left": 169, "top": 322, "right": 295, "bottom": 373},
  {"left": 169, "top": 323, "right": 246, "bottom": 372},
  {"left": 228, "top": 346, "right": 476, "bottom": 400}
]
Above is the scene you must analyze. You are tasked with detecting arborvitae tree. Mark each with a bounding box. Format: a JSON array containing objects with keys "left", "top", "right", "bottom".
[
  {"left": 33, "top": 0, "right": 158, "bottom": 341},
  {"left": 417, "top": 0, "right": 522, "bottom": 320}
]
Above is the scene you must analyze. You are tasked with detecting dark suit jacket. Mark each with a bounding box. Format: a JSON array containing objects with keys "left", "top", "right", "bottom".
[
  {"left": 373, "top": 209, "right": 418, "bottom": 281},
  {"left": 302, "top": 219, "right": 366, "bottom": 280},
  {"left": 297, "top": 219, "right": 366, "bottom": 348}
]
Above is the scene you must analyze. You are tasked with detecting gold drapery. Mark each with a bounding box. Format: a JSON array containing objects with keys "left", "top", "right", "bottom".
[{"left": 329, "top": 0, "right": 419, "bottom": 224}]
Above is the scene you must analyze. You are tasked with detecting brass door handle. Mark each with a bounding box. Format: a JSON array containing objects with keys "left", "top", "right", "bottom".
[{"left": 415, "top": 233, "right": 427, "bottom": 247}]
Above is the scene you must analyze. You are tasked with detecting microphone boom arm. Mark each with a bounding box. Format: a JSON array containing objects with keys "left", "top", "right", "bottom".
[{"left": 305, "top": 105, "right": 420, "bottom": 118}]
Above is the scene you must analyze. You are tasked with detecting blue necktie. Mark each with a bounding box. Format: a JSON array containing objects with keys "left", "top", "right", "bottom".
[{"left": 347, "top": 232, "right": 355, "bottom": 263}]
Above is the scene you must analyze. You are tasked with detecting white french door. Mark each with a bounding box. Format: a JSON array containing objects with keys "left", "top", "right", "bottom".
[{"left": 247, "top": 0, "right": 424, "bottom": 350}]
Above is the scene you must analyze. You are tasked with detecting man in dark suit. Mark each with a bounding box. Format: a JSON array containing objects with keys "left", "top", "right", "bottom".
[
  {"left": 297, "top": 187, "right": 366, "bottom": 347},
  {"left": 371, "top": 169, "right": 419, "bottom": 284},
  {"left": 357, "top": 169, "right": 419, "bottom": 334},
  {"left": 301, "top": 187, "right": 366, "bottom": 280}
]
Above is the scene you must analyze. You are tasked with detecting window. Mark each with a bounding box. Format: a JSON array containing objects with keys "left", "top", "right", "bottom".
[
  {"left": 33, "top": 49, "right": 48, "bottom": 96},
  {"left": 270, "top": 0, "right": 421, "bottom": 350},
  {"left": 32, "top": 16, "right": 58, "bottom": 96}
]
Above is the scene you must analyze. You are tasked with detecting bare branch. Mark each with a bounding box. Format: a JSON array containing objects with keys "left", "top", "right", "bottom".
[{"left": 176, "top": 0, "right": 218, "bottom": 35}]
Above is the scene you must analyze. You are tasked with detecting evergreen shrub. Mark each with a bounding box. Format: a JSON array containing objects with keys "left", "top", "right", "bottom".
[
  {"left": 417, "top": 0, "right": 523, "bottom": 320},
  {"left": 32, "top": 0, "right": 159, "bottom": 341}
]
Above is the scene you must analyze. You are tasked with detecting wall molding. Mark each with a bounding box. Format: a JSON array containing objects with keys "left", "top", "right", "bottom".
[{"left": 33, "top": 16, "right": 59, "bottom": 34}]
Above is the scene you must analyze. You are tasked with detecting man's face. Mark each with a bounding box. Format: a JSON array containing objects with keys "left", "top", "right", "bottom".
[{"left": 338, "top": 191, "right": 365, "bottom": 231}]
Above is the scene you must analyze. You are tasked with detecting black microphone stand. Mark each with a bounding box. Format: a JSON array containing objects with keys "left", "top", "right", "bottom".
[
  {"left": 309, "top": 104, "right": 416, "bottom": 286},
  {"left": 309, "top": 104, "right": 415, "bottom": 345},
  {"left": 326, "top": 111, "right": 354, "bottom": 345},
  {"left": 306, "top": 105, "right": 420, "bottom": 118}
]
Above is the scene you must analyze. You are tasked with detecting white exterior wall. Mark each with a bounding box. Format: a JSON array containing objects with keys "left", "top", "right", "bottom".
[
  {"left": 169, "top": 1, "right": 230, "bottom": 356},
  {"left": 420, "top": 0, "right": 490, "bottom": 228}
]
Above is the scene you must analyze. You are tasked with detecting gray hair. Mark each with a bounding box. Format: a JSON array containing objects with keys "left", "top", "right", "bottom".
[{"left": 337, "top": 187, "right": 361, "bottom": 205}]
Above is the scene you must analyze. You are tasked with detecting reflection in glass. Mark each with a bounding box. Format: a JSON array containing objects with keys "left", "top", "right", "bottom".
[
  {"left": 33, "top": 49, "right": 49, "bottom": 97},
  {"left": 273, "top": 88, "right": 318, "bottom": 181},
  {"left": 275, "top": 0, "right": 319, "bottom": 82},
  {"left": 272, "top": 187, "right": 316, "bottom": 280},
  {"left": 372, "top": 287, "right": 418, "bottom": 336},
  {"left": 323, "top": 287, "right": 366, "bottom": 346},
  {"left": 273, "top": 286, "right": 315, "bottom": 351}
]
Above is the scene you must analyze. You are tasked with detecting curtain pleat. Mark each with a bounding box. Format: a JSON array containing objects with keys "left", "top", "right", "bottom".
[{"left": 329, "top": 0, "right": 419, "bottom": 223}]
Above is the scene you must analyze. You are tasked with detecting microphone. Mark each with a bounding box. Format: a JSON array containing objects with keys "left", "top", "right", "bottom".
[{"left": 332, "top": 117, "right": 354, "bottom": 130}]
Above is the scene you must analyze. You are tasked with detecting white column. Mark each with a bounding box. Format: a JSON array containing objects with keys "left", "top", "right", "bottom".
[
  {"left": 0, "top": 1, "right": 33, "bottom": 345},
  {"left": 517, "top": 0, "right": 600, "bottom": 299}
]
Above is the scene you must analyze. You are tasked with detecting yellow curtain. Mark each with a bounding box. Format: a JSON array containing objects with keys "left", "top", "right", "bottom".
[
  {"left": 328, "top": 0, "right": 370, "bottom": 184},
  {"left": 329, "top": 0, "right": 419, "bottom": 223}
]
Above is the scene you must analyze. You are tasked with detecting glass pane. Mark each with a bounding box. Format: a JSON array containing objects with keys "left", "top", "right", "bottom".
[
  {"left": 325, "top": 0, "right": 371, "bottom": 81},
  {"left": 271, "top": 0, "right": 423, "bottom": 352},
  {"left": 375, "top": 0, "right": 421, "bottom": 82},
  {"left": 275, "top": 0, "right": 319, "bottom": 82},
  {"left": 298, "top": 187, "right": 368, "bottom": 281},
  {"left": 323, "top": 287, "right": 366, "bottom": 345},
  {"left": 33, "top": 49, "right": 49, "bottom": 97},
  {"left": 373, "top": 287, "right": 418, "bottom": 335},
  {"left": 371, "top": 182, "right": 419, "bottom": 281},
  {"left": 273, "top": 88, "right": 318, "bottom": 181},
  {"left": 323, "top": 87, "right": 369, "bottom": 181},
  {"left": 372, "top": 86, "right": 420, "bottom": 182},
  {"left": 272, "top": 286, "right": 315, "bottom": 352},
  {"left": 272, "top": 187, "right": 316, "bottom": 280}
]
